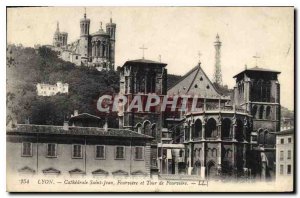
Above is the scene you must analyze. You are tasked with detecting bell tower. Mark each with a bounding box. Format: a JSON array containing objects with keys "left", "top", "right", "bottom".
[
  {"left": 106, "top": 14, "right": 116, "bottom": 70},
  {"left": 79, "top": 8, "right": 90, "bottom": 60}
]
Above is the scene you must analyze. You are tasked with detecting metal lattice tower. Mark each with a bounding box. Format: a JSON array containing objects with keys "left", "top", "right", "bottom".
[{"left": 214, "top": 34, "right": 222, "bottom": 86}]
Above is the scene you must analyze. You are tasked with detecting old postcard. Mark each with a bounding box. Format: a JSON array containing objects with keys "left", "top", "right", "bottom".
[{"left": 6, "top": 6, "right": 294, "bottom": 192}]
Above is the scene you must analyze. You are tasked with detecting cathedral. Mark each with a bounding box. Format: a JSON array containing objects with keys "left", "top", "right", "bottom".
[
  {"left": 51, "top": 11, "right": 116, "bottom": 71},
  {"left": 117, "top": 35, "right": 281, "bottom": 180}
]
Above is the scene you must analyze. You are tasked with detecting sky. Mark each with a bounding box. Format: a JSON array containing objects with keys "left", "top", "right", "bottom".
[{"left": 7, "top": 7, "right": 294, "bottom": 110}]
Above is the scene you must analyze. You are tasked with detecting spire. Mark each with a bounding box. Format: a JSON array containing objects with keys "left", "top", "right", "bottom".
[
  {"left": 84, "top": 7, "right": 86, "bottom": 18},
  {"left": 100, "top": 21, "right": 103, "bottom": 30},
  {"left": 110, "top": 11, "right": 112, "bottom": 23}
]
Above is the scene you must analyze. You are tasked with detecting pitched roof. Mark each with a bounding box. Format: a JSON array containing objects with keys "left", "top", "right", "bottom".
[
  {"left": 233, "top": 66, "right": 281, "bottom": 78},
  {"left": 167, "top": 63, "right": 224, "bottom": 98},
  {"left": 19, "top": 166, "right": 36, "bottom": 174},
  {"left": 7, "top": 124, "right": 153, "bottom": 139},
  {"left": 123, "top": 59, "right": 167, "bottom": 67},
  {"left": 92, "top": 169, "right": 109, "bottom": 175},
  {"left": 69, "top": 168, "right": 86, "bottom": 175},
  {"left": 42, "top": 167, "right": 61, "bottom": 174}
]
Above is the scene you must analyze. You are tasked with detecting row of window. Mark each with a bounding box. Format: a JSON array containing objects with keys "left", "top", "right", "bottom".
[
  {"left": 279, "top": 164, "right": 292, "bottom": 175},
  {"left": 279, "top": 150, "right": 292, "bottom": 161},
  {"left": 21, "top": 143, "right": 144, "bottom": 160},
  {"left": 280, "top": 137, "right": 292, "bottom": 144}
]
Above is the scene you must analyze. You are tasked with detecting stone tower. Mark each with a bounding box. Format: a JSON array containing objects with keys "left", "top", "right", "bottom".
[
  {"left": 53, "top": 22, "right": 68, "bottom": 48},
  {"left": 214, "top": 34, "right": 222, "bottom": 86},
  {"left": 79, "top": 10, "right": 90, "bottom": 63},
  {"left": 106, "top": 17, "right": 116, "bottom": 70},
  {"left": 233, "top": 67, "right": 281, "bottom": 180}
]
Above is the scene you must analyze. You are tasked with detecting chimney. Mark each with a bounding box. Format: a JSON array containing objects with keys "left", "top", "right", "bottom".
[
  {"left": 63, "top": 121, "right": 69, "bottom": 130},
  {"left": 74, "top": 110, "right": 79, "bottom": 116}
]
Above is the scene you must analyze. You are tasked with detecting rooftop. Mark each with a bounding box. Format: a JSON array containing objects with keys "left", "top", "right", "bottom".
[
  {"left": 233, "top": 66, "right": 281, "bottom": 78},
  {"left": 123, "top": 59, "right": 167, "bottom": 67},
  {"left": 7, "top": 124, "right": 153, "bottom": 139},
  {"left": 275, "top": 128, "right": 294, "bottom": 136},
  {"left": 69, "top": 113, "right": 102, "bottom": 121}
]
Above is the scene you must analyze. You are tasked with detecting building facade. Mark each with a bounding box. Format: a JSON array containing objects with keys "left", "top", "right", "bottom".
[
  {"left": 275, "top": 128, "right": 294, "bottom": 180},
  {"left": 36, "top": 81, "right": 68, "bottom": 96},
  {"left": 51, "top": 11, "right": 116, "bottom": 71},
  {"left": 7, "top": 124, "right": 152, "bottom": 178}
]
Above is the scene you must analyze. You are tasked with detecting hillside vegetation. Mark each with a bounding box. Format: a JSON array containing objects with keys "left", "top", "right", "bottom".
[{"left": 7, "top": 45, "right": 119, "bottom": 126}]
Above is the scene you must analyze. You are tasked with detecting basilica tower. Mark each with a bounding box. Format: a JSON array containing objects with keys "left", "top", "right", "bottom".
[
  {"left": 106, "top": 16, "right": 116, "bottom": 70},
  {"left": 79, "top": 10, "right": 90, "bottom": 63}
]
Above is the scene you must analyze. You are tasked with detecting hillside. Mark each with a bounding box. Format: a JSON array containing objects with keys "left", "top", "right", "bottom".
[{"left": 7, "top": 45, "right": 120, "bottom": 126}]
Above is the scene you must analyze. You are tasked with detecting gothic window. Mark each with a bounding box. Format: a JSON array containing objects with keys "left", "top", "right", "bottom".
[
  {"left": 235, "top": 119, "right": 244, "bottom": 141},
  {"left": 200, "top": 77, "right": 203, "bottom": 81},
  {"left": 194, "top": 84, "right": 198, "bottom": 88},
  {"left": 135, "top": 123, "right": 142, "bottom": 134},
  {"left": 205, "top": 118, "right": 217, "bottom": 138},
  {"left": 206, "top": 85, "right": 210, "bottom": 89},
  {"left": 143, "top": 121, "right": 151, "bottom": 135},
  {"left": 259, "top": 106, "right": 264, "bottom": 119},
  {"left": 194, "top": 119, "right": 202, "bottom": 139},
  {"left": 251, "top": 105, "right": 257, "bottom": 118},
  {"left": 266, "top": 106, "right": 271, "bottom": 119},
  {"left": 221, "top": 118, "right": 231, "bottom": 139}
]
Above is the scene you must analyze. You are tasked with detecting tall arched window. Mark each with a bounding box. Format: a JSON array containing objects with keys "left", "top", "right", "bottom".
[
  {"left": 251, "top": 105, "right": 257, "bottom": 119},
  {"left": 194, "top": 119, "right": 202, "bottom": 139},
  {"left": 221, "top": 118, "right": 231, "bottom": 139},
  {"left": 143, "top": 121, "right": 151, "bottom": 135},
  {"left": 136, "top": 123, "right": 142, "bottom": 134},
  {"left": 205, "top": 118, "right": 217, "bottom": 138},
  {"left": 266, "top": 106, "right": 271, "bottom": 119},
  {"left": 259, "top": 106, "right": 264, "bottom": 119},
  {"left": 235, "top": 119, "right": 244, "bottom": 141}
]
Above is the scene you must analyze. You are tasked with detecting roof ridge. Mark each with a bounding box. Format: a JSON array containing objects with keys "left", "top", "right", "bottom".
[{"left": 167, "top": 64, "right": 199, "bottom": 91}]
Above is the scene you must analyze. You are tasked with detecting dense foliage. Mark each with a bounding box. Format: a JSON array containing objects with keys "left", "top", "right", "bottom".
[{"left": 7, "top": 45, "right": 119, "bottom": 126}]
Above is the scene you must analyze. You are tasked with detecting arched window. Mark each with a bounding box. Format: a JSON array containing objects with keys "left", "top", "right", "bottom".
[
  {"left": 143, "top": 121, "right": 151, "bottom": 135},
  {"left": 251, "top": 105, "right": 257, "bottom": 119},
  {"left": 259, "top": 106, "right": 264, "bottom": 119},
  {"left": 136, "top": 123, "right": 142, "bottom": 134},
  {"left": 205, "top": 118, "right": 217, "bottom": 138},
  {"left": 235, "top": 119, "right": 244, "bottom": 141},
  {"left": 194, "top": 119, "right": 202, "bottom": 139},
  {"left": 221, "top": 118, "right": 231, "bottom": 139},
  {"left": 266, "top": 106, "right": 271, "bottom": 119}
]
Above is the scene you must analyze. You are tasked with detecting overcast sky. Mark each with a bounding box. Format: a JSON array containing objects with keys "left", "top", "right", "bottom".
[{"left": 7, "top": 7, "right": 294, "bottom": 110}]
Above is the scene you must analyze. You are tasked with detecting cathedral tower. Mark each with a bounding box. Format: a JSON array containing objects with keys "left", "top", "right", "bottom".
[
  {"left": 79, "top": 9, "right": 90, "bottom": 62},
  {"left": 214, "top": 34, "right": 222, "bottom": 86}
]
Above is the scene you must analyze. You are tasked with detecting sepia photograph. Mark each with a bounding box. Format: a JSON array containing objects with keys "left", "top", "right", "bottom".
[{"left": 5, "top": 6, "right": 294, "bottom": 192}]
